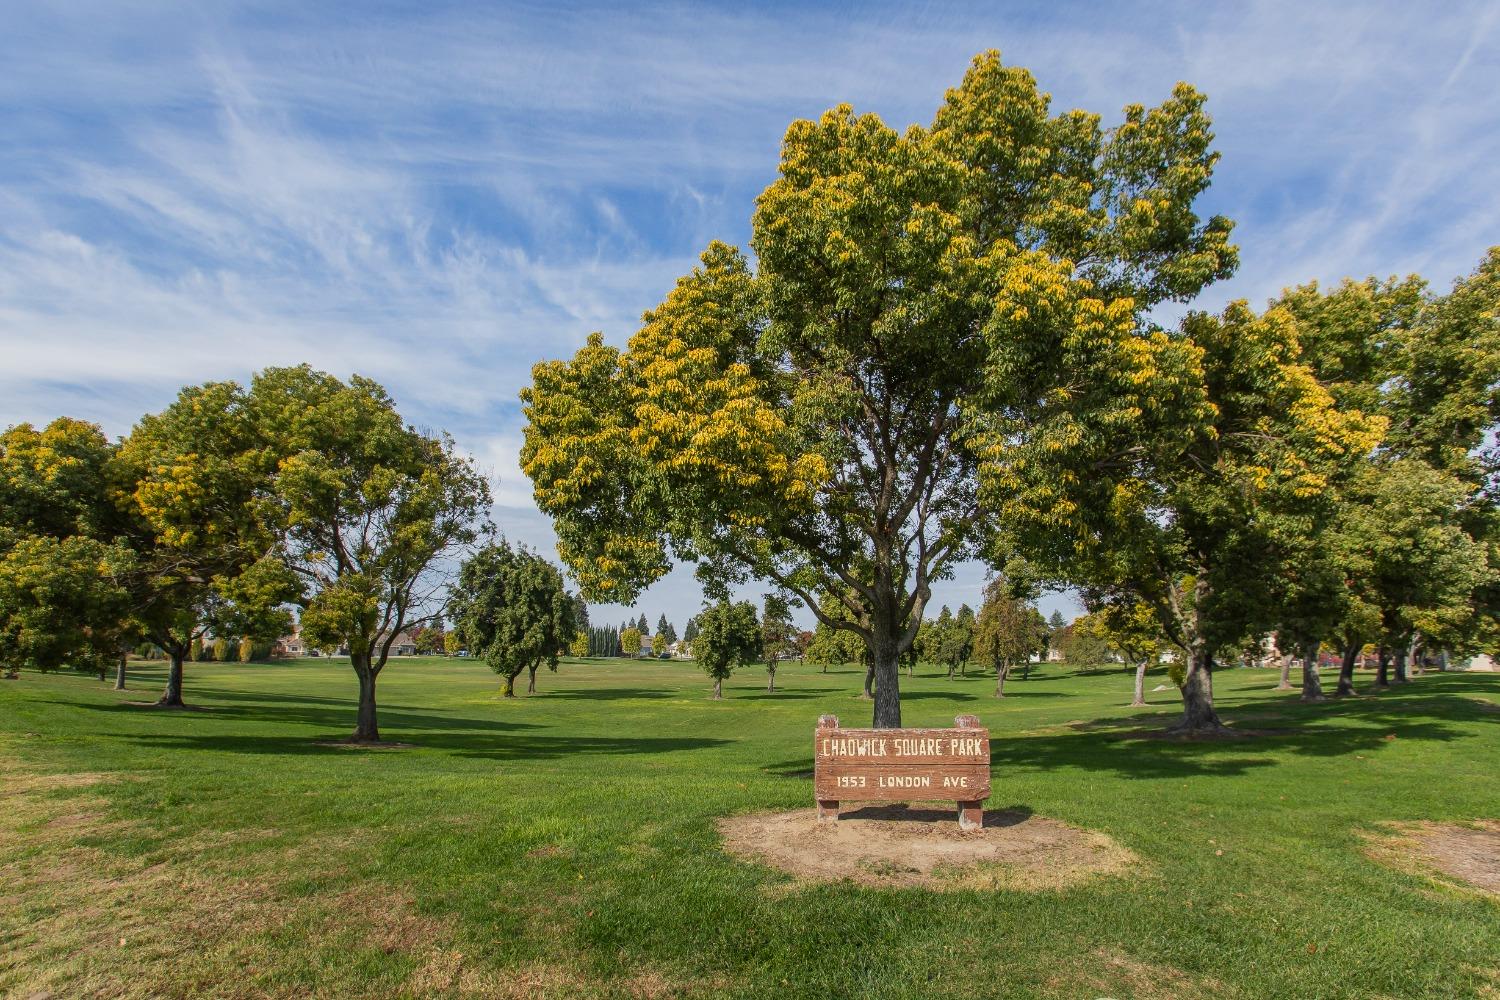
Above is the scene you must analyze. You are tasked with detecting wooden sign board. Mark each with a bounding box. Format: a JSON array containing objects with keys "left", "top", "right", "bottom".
[{"left": 814, "top": 714, "right": 990, "bottom": 829}]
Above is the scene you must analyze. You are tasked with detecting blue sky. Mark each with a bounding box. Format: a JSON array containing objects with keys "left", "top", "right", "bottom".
[{"left": 3, "top": 1, "right": 1497, "bottom": 630}]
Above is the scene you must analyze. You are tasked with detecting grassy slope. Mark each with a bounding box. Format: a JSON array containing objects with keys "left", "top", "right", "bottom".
[{"left": 2, "top": 655, "right": 1497, "bottom": 999}]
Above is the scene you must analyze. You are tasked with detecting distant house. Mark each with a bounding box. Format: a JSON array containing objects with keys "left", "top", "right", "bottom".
[
  {"left": 1460, "top": 653, "right": 1496, "bottom": 672},
  {"left": 375, "top": 630, "right": 419, "bottom": 657},
  {"left": 272, "top": 624, "right": 306, "bottom": 658}
]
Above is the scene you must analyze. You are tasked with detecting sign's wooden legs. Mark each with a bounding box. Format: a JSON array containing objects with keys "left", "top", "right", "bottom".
[
  {"left": 957, "top": 800, "right": 983, "bottom": 831},
  {"left": 817, "top": 799, "right": 840, "bottom": 823}
]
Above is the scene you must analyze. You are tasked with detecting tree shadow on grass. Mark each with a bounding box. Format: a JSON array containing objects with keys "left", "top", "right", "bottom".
[
  {"left": 537, "top": 688, "right": 677, "bottom": 701},
  {"left": 987, "top": 693, "right": 1486, "bottom": 780},
  {"left": 119, "top": 731, "right": 730, "bottom": 759},
  {"left": 60, "top": 697, "right": 544, "bottom": 737},
  {"left": 737, "top": 690, "right": 837, "bottom": 701}
]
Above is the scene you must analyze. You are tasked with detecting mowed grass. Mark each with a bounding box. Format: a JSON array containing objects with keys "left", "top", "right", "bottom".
[{"left": 2, "top": 654, "right": 1498, "bottom": 999}]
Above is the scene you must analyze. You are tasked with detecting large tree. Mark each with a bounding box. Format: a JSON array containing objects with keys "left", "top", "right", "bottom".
[
  {"left": 520, "top": 51, "right": 1237, "bottom": 727},
  {"left": 250, "top": 366, "right": 489, "bottom": 741},
  {"left": 115, "top": 386, "right": 296, "bottom": 706},
  {"left": 449, "top": 541, "right": 576, "bottom": 697},
  {"left": 0, "top": 419, "right": 139, "bottom": 683},
  {"left": 1277, "top": 252, "right": 1500, "bottom": 674},
  {"left": 1002, "top": 302, "right": 1380, "bottom": 733},
  {"left": 1330, "top": 461, "right": 1489, "bottom": 685}
]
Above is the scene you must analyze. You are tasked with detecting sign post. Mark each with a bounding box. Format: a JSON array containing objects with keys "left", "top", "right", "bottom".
[{"left": 813, "top": 713, "right": 991, "bottom": 829}]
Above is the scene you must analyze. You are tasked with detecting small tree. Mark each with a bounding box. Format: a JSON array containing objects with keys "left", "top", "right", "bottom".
[
  {"left": 651, "top": 631, "right": 668, "bottom": 656},
  {"left": 621, "top": 627, "right": 642, "bottom": 657},
  {"left": 1055, "top": 615, "right": 1113, "bottom": 668},
  {"left": 930, "top": 606, "right": 963, "bottom": 679},
  {"left": 693, "top": 600, "right": 760, "bottom": 699},
  {"left": 1086, "top": 592, "right": 1165, "bottom": 706},
  {"left": 449, "top": 541, "right": 576, "bottom": 697},
  {"left": 570, "top": 631, "right": 589, "bottom": 658},
  {"left": 443, "top": 630, "right": 462, "bottom": 656},
  {"left": 954, "top": 604, "right": 976, "bottom": 677},
  {"left": 413, "top": 626, "right": 445, "bottom": 656},
  {"left": 972, "top": 579, "right": 1044, "bottom": 697},
  {"left": 760, "top": 592, "right": 797, "bottom": 692}
]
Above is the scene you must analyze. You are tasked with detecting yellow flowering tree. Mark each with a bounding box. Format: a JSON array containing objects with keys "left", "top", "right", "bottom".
[
  {"left": 521, "top": 51, "right": 1237, "bottom": 727},
  {"left": 115, "top": 384, "right": 296, "bottom": 706},
  {"left": 1001, "top": 303, "right": 1382, "bottom": 733}
]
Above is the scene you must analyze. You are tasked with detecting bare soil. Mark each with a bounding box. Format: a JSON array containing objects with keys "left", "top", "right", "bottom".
[
  {"left": 1365, "top": 819, "right": 1500, "bottom": 897},
  {"left": 717, "top": 804, "right": 1137, "bottom": 890}
]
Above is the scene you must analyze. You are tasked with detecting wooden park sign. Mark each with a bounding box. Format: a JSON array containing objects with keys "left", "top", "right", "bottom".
[{"left": 814, "top": 713, "right": 990, "bottom": 830}]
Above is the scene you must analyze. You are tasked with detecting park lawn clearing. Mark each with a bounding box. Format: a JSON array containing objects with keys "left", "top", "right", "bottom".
[{"left": 2, "top": 655, "right": 1498, "bottom": 998}]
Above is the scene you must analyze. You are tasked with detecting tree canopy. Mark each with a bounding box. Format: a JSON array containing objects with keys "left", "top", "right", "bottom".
[
  {"left": 250, "top": 365, "right": 490, "bottom": 739},
  {"left": 521, "top": 50, "right": 1237, "bottom": 727}
]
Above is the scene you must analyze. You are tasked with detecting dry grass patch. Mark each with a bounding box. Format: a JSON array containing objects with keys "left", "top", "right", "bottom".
[
  {"left": 718, "top": 805, "right": 1137, "bottom": 890},
  {"left": 1363, "top": 819, "right": 1500, "bottom": 898},
  {"left": 0, "top": 756, "right": 463, "bottom": 999},
  {"left": 1049, "top": 948, "right": 1236, "bottom": 1000},
  {"left": 404, "top": 953, "right": 714, "bottom": 999}
]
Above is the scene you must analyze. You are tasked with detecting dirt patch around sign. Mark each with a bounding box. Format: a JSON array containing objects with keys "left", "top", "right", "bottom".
[
  {"left": 1363, "top": 819, "right": 1500, "bottom": 898},
  {"left": 717, "top": 804, "right": 1137, "bottom": 891}
]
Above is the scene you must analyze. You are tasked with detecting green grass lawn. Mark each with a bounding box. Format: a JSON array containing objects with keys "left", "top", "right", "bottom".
[{"left": 3, "top": 655, "right": 1497, "bottom": 999}]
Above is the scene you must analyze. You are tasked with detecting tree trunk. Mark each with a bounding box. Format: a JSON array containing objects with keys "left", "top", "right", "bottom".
[
  {"left": 1168, "top": 648, "right": 1230, "bottom": 735},
  {"left": 114, "top": 655, "right": 127, "bottom": 691},
  {"left": 527, "top": 662, "right": 538, "bottom": 694},
  {"left": 352, "top": 659, "right": 380, "bottom": 742},
  {"left": 870, "top": 623, "right": 901, "bottom": 728},
  {"left": 157, "top": 648, "right": 186, "bottom": 707},
  {"left": 1393, "top": 645, "right": 1409, "bottom": 684},
  {"left": 860, "top": 660, "right": 875, "bottom": 700},
  {"left": 1131, "top": 659, "right": 1147, "bottom": 707},
  {"left": 712, "top": 676, "right": 723, "bottom": 700},
  {"left": 1301, "top": 642, "right": 1326, "bottom": 702},
  {"left": 994, "top": 661, "right": 1008, "bottom": 698},
  {"left": 502, "top": 669, "right": 518, "bottom": 697},
  {"left": 1276, "top": 654, "right": 1293, "bottom": 690},
  {"left": 767, "top": 664, "right": 776, "bottom": 693},
  {"left": 1335, "top": 643, "right": 1358, "bottom": 697},
  {"left": 1376, "top": 646, "right": 1390, "bottom": 687}
]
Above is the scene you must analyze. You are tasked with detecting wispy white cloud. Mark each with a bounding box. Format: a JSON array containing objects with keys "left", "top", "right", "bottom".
[{"left": 1, "top": 0, "right": 1495, "bottom": 626}]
